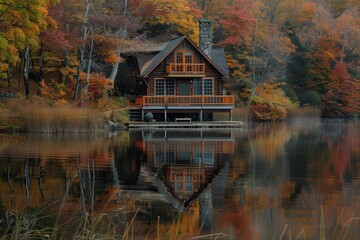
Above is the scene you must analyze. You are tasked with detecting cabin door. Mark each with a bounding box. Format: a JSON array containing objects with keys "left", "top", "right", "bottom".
[{"left": 178, "top": 83, "right": 191, "bottom": 96}]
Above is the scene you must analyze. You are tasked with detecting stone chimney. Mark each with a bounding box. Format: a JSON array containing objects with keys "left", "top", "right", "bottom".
[{"left": 199, "top": 19, "right": 212, "bottom": 60}]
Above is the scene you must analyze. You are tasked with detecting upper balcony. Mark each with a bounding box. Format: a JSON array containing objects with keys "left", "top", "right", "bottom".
[{"left": 166, "top": 63, "right": 205, "bottom": 77}]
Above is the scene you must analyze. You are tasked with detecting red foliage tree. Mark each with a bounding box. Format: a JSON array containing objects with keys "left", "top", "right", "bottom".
[
  {"left": 307, "top": 36, "right": 341, "bottom": 94},
  {"left": 322, "top": 62, "right": 360, "bottom": 117},
  {"left": 219, "top": 0, "right": 255, "bottom": 46}
]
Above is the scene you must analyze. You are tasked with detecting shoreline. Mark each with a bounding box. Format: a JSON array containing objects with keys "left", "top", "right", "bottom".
[{"left": 3, "top": 102, "right": 356, "bottom": 134}]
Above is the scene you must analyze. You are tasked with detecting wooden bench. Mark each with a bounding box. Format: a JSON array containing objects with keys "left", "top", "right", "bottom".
[{"left": 175, "top": 118, "right": 192, "bottom": 122}]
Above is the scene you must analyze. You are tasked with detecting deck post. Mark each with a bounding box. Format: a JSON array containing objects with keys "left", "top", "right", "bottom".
[
  {"left": 229, "top": 109, "right": 233, "bottom": 121},
  {"left": 141, "top": 109, "right": 144, "bottom": 121},
  {"left": 164, "top": 109, "right": 167, "bottom": 122},
  {"left": 200, "top": 109, "right": 203, "bottom": 122}
]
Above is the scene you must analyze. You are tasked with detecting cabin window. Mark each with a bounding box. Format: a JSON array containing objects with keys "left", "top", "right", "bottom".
[
  {"left": 166, "top": 152, "right": 175, "bottom": 162},
  {"left": 166, "top": 79, "right": 175, "bottom": 95},
  {"left": 175, "top": 51, "right": 193, "bottom": 63},
  {"left": 156, "top": 151, "right": 165, "bottom": 163},
  {"left": 176, "top": 52, "right": 183, "bottom": 64},
  {"left": 185, "top": 175, "right": 192, "bottom": 192},
  {"left": 193, "top": 78, "right": 203, "bottom": 95},
  {"left": 185, "top": 52, "right": 193, "bottom": 63},
  {"left": 203, "top": 152, "right": 214, "bottom": 164},
  {"left": 155, "top": 78, "right": 165, "bottom": 95},
  {"left": 203, "top": 78, "right": 213, "bottom": 95},
  {"left": 193, "top": 78, "right": 213, "bottom": 95},
  {"left": 193, "top": 152, "right": 202, "bottom": 163}
]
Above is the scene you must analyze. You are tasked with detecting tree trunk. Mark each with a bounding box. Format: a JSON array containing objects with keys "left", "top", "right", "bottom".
[
  {"left": 24, "top": 46, "right": 30, "bottom": 97},
  {"left": 6, "top": 62, "right": 11, "bottom": 87},
  {"left": 82, "top": 25, "right": 94, "bottom": 97},
  {"left": 73, "top": 0, "right": 91, "bottom": 101},
  {"left": 247, "top": 15, "right": 259, "bottom": 114},
  {"left": 65, "top": 24, "right": 70, "bottom": 68},
  {"left": 124, "top": 0, "right": 128, "bottom": 15},
  {"left": 109, "top": 54, "right": 120, "bottom": 81},
  {"left": 18, "top": 52, "right": 23, "bottom": 89},
  {"left": 39, "top": 162, "right": 44, "bottom": 203},
  {"left": 25, "top": 158, "right": 30, "bottom": 207},
  {"left": 65, "top": 50, "right": 70, "bottom": 67},
  {"left": 37, "top": 44, "right": 44, "bottom": 96},
  {"left": 108, "top": 0, "right": 128, "bottom": 85},
  {"left": 73, "top": 58, "right": 81, "bottom": 100}
]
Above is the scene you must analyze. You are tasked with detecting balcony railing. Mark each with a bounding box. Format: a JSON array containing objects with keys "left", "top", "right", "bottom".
[
  {"left": 137, "top": 95, "right": 234, "bottom": 106},
  {"left": 166, "top": 63, "right": 205, "bottom": 75}
]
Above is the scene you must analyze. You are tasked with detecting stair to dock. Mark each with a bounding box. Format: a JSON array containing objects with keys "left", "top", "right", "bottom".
[{"left": 128, "top": 108, "right": 142, "bottom": 121}]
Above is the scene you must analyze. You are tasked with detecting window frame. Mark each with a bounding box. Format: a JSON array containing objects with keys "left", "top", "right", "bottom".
[
  {"left": 175, "top": 52, "right": 183, "bottom": 64},
  {"left": 193, "top": 78, "right": 203, "bottom": 95},
  {"left": 193, "top": 78, "right": 214, "bottom": 95},
  {"left": 155, "top": 78, "right": 165, "bottom": 95},
  {"left": 166, "top": 78, "right": 175, "bottom": 95},
  {"left": 174, "top": 50, "right": 194, "bottom": 64},
  {"left": 203, "top": 78, "right": 214, "bottom": 95}
]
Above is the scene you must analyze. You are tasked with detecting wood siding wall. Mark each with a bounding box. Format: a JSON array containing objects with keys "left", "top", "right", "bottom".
[{"left": 146, "top": 41, "right": 224, "bottom": 96}]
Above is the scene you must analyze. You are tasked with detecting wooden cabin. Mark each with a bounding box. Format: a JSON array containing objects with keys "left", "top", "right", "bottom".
[{"left": 117, "top": 20, "right": 234, "bottom": 122}]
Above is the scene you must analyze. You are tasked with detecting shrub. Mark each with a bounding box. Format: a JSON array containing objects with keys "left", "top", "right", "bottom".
[
  {"left": 250, "top": 82, "right": 297, "bottom": 121},
  {"left": 281, "top": 85, "right": 299, "bottom": 104},
  {"left": 297, "top": 90, "right": 322, "bottom": 106}
]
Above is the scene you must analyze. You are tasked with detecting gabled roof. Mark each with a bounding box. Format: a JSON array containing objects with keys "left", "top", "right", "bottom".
[
  {"left": 139, "top": 35, "right": 229, "bottom": 78},
  {"left": 141, "top": 36, "right": 186, "bottom": 76}
]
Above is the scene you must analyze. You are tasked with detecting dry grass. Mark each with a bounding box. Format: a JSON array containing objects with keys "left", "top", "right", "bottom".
[
  {"left": 0, "top": 96, "right": 129, "bottom": 133},
  {"left": 22, "top": 106, "right": 105, "bottom": 134},
  {"left": 287, "top": 106, "right": 321, "bottom": 119},
  {"left": 0, "top": 204, "right": 124, "bottom": 240}
]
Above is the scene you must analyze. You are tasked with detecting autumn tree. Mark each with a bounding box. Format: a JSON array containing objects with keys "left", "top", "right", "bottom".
[
  {"left": 322, "top": 62, "right": 360, "bottom": 117},
  {"left": 136, "top": 0, "right": 200, "bottom": 42},
  {"left": 333, "top": 10, "right": 360, "bottom": 77},
  {"left": 192, "top": 0, "right": 225, "bottom": 19},
  {"left": 216, "top": 0, "right": 255, "bottom": 97},
  {"left": 0, "top": 0, "right": 54, "bottom": 95},
  {"left": 243, "top": 0, "right": 296, "bottom": 120},
  {"left": 250, "top": 81, "right": 296, "bottom": 121},
  {"left": 306, "top": 38, "right": 339, "bottom": 96}
]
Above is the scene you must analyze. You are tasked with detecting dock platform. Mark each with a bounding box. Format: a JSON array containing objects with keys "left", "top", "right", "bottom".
[{"left": 127, "top": 121, "right": 243, "bottom": 129}]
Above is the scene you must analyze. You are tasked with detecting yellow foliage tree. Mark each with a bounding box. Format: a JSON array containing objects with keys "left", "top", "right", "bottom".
[
  {"left": 0, "top": 0, "right": 55, "bottom": 79},
  {"left": 139, "top": 0, "right": 199, "bottom": 42},
  {"left": 250, "top": 82, "right": 296, "bottom": 121}
]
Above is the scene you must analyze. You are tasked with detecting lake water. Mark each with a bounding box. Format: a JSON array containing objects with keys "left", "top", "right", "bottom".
[{"left": 0, "top": 118, "right": 359, "bottom": 239}]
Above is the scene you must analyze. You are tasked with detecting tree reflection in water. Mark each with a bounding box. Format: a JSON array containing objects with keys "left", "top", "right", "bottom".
[{"left": 0, "top": 120, "right": 359, "bottom": 239}]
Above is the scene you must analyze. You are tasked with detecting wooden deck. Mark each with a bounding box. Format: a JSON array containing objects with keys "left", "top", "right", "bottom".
[
  {"left": 137, "top": 95, "right": 234, "bottom": 106},
  {"left": 127, "top": 121, "right": 242, "bottom": 129}
]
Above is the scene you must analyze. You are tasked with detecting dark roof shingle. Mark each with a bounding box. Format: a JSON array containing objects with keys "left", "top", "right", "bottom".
[
  {"left": 136, "top": 54, "right": 157, "bottom": 75},
  {"left": 211, "top": 47, "right": 229, "bottom": 78}
]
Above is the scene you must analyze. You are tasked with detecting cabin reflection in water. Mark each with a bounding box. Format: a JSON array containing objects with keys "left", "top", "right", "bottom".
[
  {"left": 136, "top": 130, "right": 233, "bottom": 212},
  {"left": 0, "top": 131, "right": 233, "bottom": 233}
]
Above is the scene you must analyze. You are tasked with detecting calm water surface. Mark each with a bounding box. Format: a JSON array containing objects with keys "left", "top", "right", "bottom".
[{"left": 0, "top": 118, "right": 359, "bottom": 239}]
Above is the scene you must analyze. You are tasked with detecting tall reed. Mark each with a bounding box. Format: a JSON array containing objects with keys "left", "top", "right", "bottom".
[{"left": 22, "top": 106, "right": 105, "bottom": 134}]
